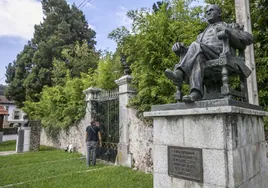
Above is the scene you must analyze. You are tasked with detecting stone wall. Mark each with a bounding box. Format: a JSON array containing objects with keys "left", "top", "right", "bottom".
[
  {"left": 266, "top": 141, "right": 268, "bottom": 158},
  {"left": 40, "top": 119, "right": 88, "bottom": 155},
  {"left": 40, "top": 107, "right": 154, "bottom": 173},
  {"left": 264, "top": 131, "right": 268, "bottom": 160},
  {"left": 29, "top": 121, "right": 41, "bottom": 151},
  {"left": 128, "top": 108, "right": 153, "bottom": 173},
  {"left": 40, "top": 88, "right": 94, "bottom": 155}
]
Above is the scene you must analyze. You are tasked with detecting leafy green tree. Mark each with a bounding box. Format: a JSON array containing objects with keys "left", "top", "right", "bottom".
[
  {"left": 95, "top": 52, "right": 123, "bottom": 90},
  {"left": 152, "top": 1, "right": 169, "bottom": 13},
  {"left": 5, "top": 43, "right": 36, "bottom": 106},
  {"left": 51, "top": 40, "right": 98, "bottom": 86},
  {"left": 23, "top": 50, "right": 122, "bottom": 131},
  {"left": 251, "top": 0, "right": 268, "bottom": 110},
  {"left": 51, "top": 59, "right": 68, "bottom": 86},
  {"left": 23, "top": 71, "right": 92, "bottom": 132},
  {"left": 5, "top": 61, "right": 16, "bottom": 84},
  {"left": 251, "top": 0, "right": 268, "bottom": 129},
  {"left": 109, "top": 0, "right": 205, "bottom": 112},
  {"left": 5, "top": 0, "right": 97, "bottom": 105},
  {"left": 110, "top": 0, "right": 268, "bottom": 117}
]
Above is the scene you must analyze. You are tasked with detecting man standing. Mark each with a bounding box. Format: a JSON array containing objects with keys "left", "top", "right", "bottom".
[
  {"left": 85, "top": 120, "right": 102, "bottom": 166},
  {"left": 165, "top": 4, "right": 253, "bottom": 102}
]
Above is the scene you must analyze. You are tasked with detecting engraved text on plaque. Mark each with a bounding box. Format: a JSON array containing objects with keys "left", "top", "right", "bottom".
[{"left": 168, "top": 146, "right": 203, "bottom": 182}]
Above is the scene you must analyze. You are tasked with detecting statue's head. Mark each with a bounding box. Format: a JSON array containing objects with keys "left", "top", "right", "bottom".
[{"left": 205, "top": 4, "right": 222, "bottom": 24}]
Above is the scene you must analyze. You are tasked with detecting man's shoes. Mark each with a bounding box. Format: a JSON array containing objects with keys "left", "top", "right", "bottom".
[
  {"left": 182, "top": 90, "right": 202, "bottom": 103},
  {"left": 165, "top": 69, "right": 183, "bottom": 86}
]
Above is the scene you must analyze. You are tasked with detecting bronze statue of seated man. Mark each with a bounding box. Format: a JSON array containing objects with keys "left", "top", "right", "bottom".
[{"left": 165, "top": 4, "right": 253, "bottom": 103}]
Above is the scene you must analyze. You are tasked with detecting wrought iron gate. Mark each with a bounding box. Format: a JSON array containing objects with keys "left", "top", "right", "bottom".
[{"left": 94, "top": 89, "right": 119, "bottom": 163}]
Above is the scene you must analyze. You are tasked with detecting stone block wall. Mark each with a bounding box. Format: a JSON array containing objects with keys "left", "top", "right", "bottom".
[
  {"left": 40, "top": 119, "right": 88, "bottom": 155},
  {"left": 40, "top": 89, "right": 93, "bottom": 155},
  {"left": 128, "top": 108, "right": 153, "bottom": 173},
  {"left": 153, "top": 115, "right": 230, "bottom": 188},
  {"left": 229, "top": 114, "right": 267, "bottom": 188},
  {"left": 265, "top": 131, "right": 268, "bottom": 158},
  {"left": 40, "top": 107, "right": 154, "bottom": 173},
  {"left": 29, "top": 121, "right": 41, "bottom": 151}
]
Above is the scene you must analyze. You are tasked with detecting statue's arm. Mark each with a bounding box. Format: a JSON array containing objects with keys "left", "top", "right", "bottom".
[
  {"left": 172, "top": 42, "right": 188, "bottom": 57},
  {"left": 228, "top": 29, "right": 253, "bottom": 49},
  {"left": 217, "top": 24, "right": 253, "bottom": 50}
]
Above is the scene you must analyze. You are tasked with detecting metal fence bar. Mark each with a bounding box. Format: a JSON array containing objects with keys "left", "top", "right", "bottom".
[
  {"left": 97, "top": 88, "right": 119, "bottom": 101},
  {"left": 94, "top": 88, "right": 119, "bottom": 147},
  {"left": 93, "top": 88, "right": 119, "bottom": 163}
]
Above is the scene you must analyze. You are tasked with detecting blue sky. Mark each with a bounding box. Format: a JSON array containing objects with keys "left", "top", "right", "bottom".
[
  {"left": 0, "top": 0, "right": 204, "bottom": 85},
  {"left": 0, "top": 0, "right": 160, "bottom": 85}
]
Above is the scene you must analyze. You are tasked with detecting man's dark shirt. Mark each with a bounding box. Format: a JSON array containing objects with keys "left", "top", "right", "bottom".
[{"left": 86, "top": 124, "right": 100, "bottom": 142}]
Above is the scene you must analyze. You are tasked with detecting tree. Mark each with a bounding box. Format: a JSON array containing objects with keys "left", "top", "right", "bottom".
[
  {"left": 250, "top": 0, "right": 268, "bottom": 129},
  {"left": 152, "top": 1, "right": 170, "bottom": 13},
  {"left": 5, "top": 0, "right": 98, "bottom": 106},
  {"left": 51, "top": 40, "right": 98, "bottom": 86},
  {"left": 23, "top": 75, "right": 88, "bottom": 132},
  {"left": 109, "top": 0, "right": 205, "bottom": 112},
  {"left": 23, "top": 51, "right": 123, "bottom": 131},
  {"left": 251, "top": 0, "right": 268, "bottom": 110},
  {"left": 5, "top": 43, "right": 36, "bottom": 106},
  {"left": 95, "top": 52, "right": 123, "bottom": 90}
]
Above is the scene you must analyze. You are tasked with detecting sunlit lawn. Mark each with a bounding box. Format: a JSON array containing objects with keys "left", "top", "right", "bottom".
[
  {"left": 0, "top": 140, "right": 16, "bottom": 151},
  {"left": 0, "top": 144, "right": 153, "bottom": 188}
]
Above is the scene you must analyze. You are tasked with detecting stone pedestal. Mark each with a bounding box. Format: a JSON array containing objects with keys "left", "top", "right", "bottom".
[
  {"left": 15, "top": 121, "right": 41, "bottom": 153},
  {"left": 115, "top": 75, "right": 136, "bottom": 167},
  {"left": 16, "top": 127, "right": 31, "bottom": 153},
  {"left": 16, "top": 128, "right": 23, "bottom": 153},
  {"left": 144, "top": 99, "right": 268, "bottom": 188}
]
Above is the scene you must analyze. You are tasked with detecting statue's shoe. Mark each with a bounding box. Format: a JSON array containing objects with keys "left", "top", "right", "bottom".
[
  {"left": 182, "top": 91, "right": 202, "bottom": 103},
  {"left": 165, "top": 69, "right": 183, "bottom": 86}
]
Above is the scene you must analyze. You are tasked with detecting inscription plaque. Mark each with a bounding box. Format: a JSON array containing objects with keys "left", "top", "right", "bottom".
[{"left": 168, "top": 146, "right": 203, "bottom": 182}]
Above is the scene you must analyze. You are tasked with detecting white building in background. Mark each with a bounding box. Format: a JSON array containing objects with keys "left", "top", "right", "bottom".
[{"left": 0, "top": 85, "right": 26, "bottom": 127}]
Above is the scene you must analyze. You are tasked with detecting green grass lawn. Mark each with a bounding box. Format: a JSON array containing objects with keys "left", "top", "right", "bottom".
[
  {"left": 0, "top": 145, "right": 153, "bottom": 188},
  {"left": 0, "top": 140, "right": 16, "bottom": 151}
]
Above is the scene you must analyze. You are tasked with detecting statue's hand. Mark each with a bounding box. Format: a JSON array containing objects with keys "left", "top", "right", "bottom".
[
  {"left": 172, "top": 42, "right": 182, "bottom": 56},
  {"left": 216, "top": 27, "right": 229, "bottom": 40}
]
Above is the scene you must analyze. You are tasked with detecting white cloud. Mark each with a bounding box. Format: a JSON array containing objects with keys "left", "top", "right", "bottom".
[
  {"left": 88, "top": 23, "right": 96, "bottom": 30},
  {"left": 0, "top": 0, "right": 43, "bottom": 40},
  {"left": 116, "top": 6, "right": 132, "bottom": 30}
]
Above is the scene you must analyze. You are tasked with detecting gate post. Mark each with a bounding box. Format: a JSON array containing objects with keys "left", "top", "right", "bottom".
[
  {"left": 83, "top": 87, "right": 102, "bottom": 123},
  {"left": 115, "top": 75, "right": 136, "bottom": 167}
]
